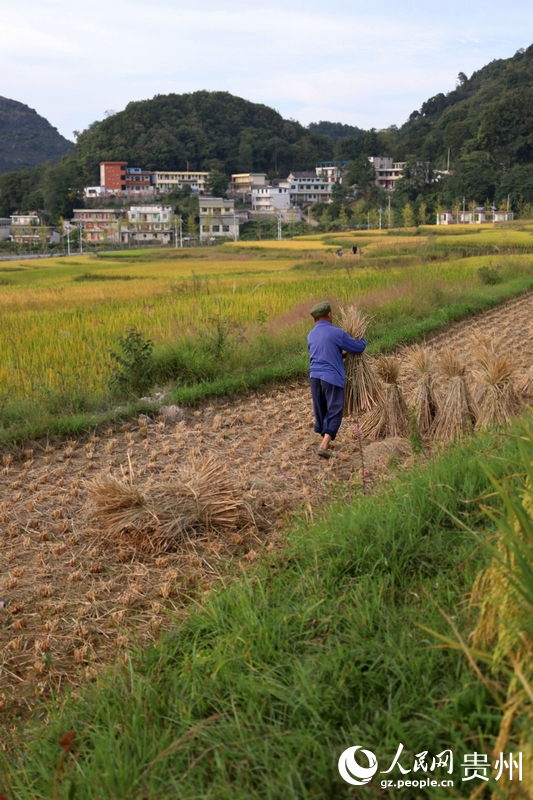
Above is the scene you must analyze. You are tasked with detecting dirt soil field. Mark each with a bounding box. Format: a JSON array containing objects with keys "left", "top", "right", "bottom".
[{"left": 1, "top": 292, "right": 533, "bottom": 722}]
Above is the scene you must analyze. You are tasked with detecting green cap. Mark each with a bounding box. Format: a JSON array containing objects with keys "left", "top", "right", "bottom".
[{"left": 310, "top": 301, "right": 331, "bottom": 319}]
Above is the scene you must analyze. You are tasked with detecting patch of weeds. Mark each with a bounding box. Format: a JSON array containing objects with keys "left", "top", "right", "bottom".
[
  {"left": 109, "top": 326, "right": 154, "bottom": 396},
  {"left": 477, "top": 265, "right": 503, "bottom": 285},
  {"left": 73, "top": 273, "right": 135, "bottom": 282}
]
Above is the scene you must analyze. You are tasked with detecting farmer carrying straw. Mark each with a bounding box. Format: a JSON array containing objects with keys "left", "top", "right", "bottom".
[{"left": 308, "top": 301, "right": 366, "bottom": 459}]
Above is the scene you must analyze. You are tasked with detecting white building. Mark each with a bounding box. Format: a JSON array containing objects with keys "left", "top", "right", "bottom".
[
  {"left": 316, "top": 161, "right": 348, "bottom": 184},
  {"left": 0, "top": 218, "right": 11, "bottom": 240},
  {"left": 251, "top": 181, "right": 291, "bottom": 213},
  {"left": 9, "top": 213, "right": 41, "bottom": 243},
  {"left": 152, "top": 171, "right": 209, "bottom": 194},
  {"left": 72, "top": 209, "right": 126, "bottom": 243},
  {"left": 287, "top": 172, "right": 332, "bottom": 207},
  {"left": 199, "top": 198, "right": 238, "bottom": 240},
  {"left": 368, "top": 157, "right": 406, "bottom": 191}
]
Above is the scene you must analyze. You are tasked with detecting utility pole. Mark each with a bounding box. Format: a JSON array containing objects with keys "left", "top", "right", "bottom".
[
  {"left": 79, "top": 223, "right": 83, "bottom": 254},
  {"left": 447, "top": 148, "right": 450, "bottom": 171},
  {"left": 67, "top": 224, "right": 71, "bottom": 256},
  {"left": 367, "top": 211, "right": 370, "bottom": 230},
  {"left": 179, "top": 215, "right": 183, "bottom": 248},
  {"left": 462, "top": 197, "right": 466, "bottom": 223},
  {"left": 277, "top": 213, "right": 282, "bottom": 241},
  {"left": 378, "top": 206, "right": 383, "bottom": 230},
  {"left": 388, "top": 195, "right": 391, "bottom": 228}
]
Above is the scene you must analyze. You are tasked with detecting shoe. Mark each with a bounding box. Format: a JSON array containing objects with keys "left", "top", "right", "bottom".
[{"left": 317, "top": 447, "right": 332, "bottom": 459}]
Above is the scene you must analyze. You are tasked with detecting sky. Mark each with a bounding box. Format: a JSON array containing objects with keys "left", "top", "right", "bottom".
[{"left": 2, "top": 0, "right": 533, "bottom": 141}]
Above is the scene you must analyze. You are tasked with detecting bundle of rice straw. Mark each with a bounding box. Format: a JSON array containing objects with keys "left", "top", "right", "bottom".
[
  {"left": 472, "top": 337, "right": 522, "bottom": 429},
  {"left": 361, "top": 356, "right": 408, "bottom": 440},
  {"left": 430, "top": 348, "right": 477, "bottom": 441},
  {"left": 518, "top": 365, "right": 533, "bottom": 400},
  {"left": 87, "top": 454, "right": 250, "bottom": 553},
  {"left": 337, "top": 305, "right": 384, "bottom": 417},
  {"left": 405, "top": 344, "right": 438, "bottom": 434}
]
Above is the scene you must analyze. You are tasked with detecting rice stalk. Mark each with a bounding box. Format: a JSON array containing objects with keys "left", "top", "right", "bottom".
[
  {"left": 518, "top": 365, "right": 533, "bottom": 399},
  {"left": 471, "top": 340, "right": 522, "bottom": 430},
  {"left": 405, "top": 345, "right": 439, "bottom": 434},
  {"left": 337, "top": 305, "right": 384, "bottom": 416},
  {"left": 360, "top": 356, "right": 408, "bottom": 440},
  {"left": 87, "top": 455, "right": 250, "bottom": 553},
  {"left": 431, "top": 348, "right": 476, "bottom": 441}
]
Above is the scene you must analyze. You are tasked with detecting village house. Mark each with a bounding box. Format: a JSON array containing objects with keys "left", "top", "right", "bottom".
[
  {"left": 71, "top": 209, "right": 126, "bottom": 242},
  {"left": 151, "top": 171, "right": 209, "bottom": 194},
  {"left": 199, "top": 198, "right": 238, "bottom": 240},
  {"left": 316, "top": 161, "right": 349, "bottom": 184},
  {"left": 287, "top": 172, "right": 332, "bottom": 207},
  {"left": 251, "top": 180, "right": 291, "bottom": 213},
  {"left": 0, "top": 218, "right": 11, "bottom": 240},
  {"left": 368, "top": 157, "right": 406, "bottom": 191}
]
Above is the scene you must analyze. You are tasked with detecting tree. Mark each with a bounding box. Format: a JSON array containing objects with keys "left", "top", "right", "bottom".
[
  {"left": 338, "top": 205, "right": 349, "bottom": 231},
  {"left": 402, "top": 202, "right": 415, "bottom": 228},
  {"left": 457, "top": 72, "right": 468, "bottom": 86},
  {"left": 205, "top": 170, "right": 229, "bottom": 198},
  {"left": 185, "top": 214, "right": 198, "bottom": 243},
  {"left": 418, "top": 202, "right": 428, "bottom": 225}
]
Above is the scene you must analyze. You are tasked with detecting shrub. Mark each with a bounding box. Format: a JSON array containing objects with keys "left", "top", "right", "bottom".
[
  {"left": 478, "top": 265, "right": 503, "bottom": 285},
  {"left": 109, "top": 326, "right": 154, "bottom": 396}
]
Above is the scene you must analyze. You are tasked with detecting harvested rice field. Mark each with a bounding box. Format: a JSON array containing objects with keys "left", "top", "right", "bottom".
[{"left": 1, "top": 290, "right": 533, "bottom": 720}]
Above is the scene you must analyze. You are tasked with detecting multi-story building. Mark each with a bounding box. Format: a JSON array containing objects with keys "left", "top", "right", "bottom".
[
  {"left": 71, "top": 209, "right": 126, "bottom": 242},
  {"left": 368, "top": 157, "right": 406, "bottom": 191},
  {"left": 9, "top": 213, "right": 41, "bottom": 243},
  {"left": 251, "top": 180, "right": 291, "bottom": 213},
  {"left": 121, "top": 205, "right": 173, "bottom": 244},
  {"left": 230, "top": 173, "right": 266, "bottom": 199},
  {"left": 152, "top": 171, "right": 209, "bottom": 194},
  {"left": 287, "top": 172, "right": 332, "bottom": 207},
  {"left": 0, "top": 218, "right": 11, "bottom": 240},
  {"left": 98, "top": 161, "right": 155, "bottom": 196},
  {"left": 199, "top": 198, "right": 238, "bottom": 240},
  {"left": 316, "top": 161, "right": 349, "bottom": 184}
]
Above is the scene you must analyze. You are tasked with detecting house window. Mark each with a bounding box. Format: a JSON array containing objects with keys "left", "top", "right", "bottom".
[
  {"left": 212, "top": 225, "right": 220, "bottom": 232},
  {"left": 202, "top": 225, "right": 209, "bottom": 231},
  {"left": 222, "top": 225, "right": 229, "bottom": 232}
]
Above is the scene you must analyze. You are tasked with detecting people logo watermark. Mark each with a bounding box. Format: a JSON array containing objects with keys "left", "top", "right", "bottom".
[{"left": 338, "top": 743, "right": 523, "bottom": 790}]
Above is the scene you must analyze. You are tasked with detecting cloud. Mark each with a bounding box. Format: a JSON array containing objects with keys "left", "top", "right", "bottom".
[{"left": 1, "top": 0, "right": 532, "bottom": 139}]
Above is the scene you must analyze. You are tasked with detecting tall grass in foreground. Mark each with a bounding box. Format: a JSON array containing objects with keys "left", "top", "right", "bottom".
[{"left": 3, "top": 427, "right": 529, "bottom": 799}]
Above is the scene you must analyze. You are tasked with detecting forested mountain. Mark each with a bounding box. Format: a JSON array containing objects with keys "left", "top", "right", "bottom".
[
  {"left": 4, "top": 45, "right": 533, "bottom": 224},
  {"left": 307, "top": 121, "right": 365, "bottom": 140},
  {"left": 391, "top": 44, "right": 533, "bottom": 204},
  {"left": 0, "top": 97, "right": 74, "bottom": 175},
  {"left": 76, "top": 91, "right": 334, "bottom": 182}
]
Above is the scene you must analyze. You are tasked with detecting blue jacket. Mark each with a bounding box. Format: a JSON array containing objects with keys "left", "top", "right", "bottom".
[{"left": 307, "top": 320, "right": 366, "bottom": 388}]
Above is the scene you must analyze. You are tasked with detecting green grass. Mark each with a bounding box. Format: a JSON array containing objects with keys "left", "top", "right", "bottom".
[{"left": 3, "top": 426, "right": 529, "bottom": 799}]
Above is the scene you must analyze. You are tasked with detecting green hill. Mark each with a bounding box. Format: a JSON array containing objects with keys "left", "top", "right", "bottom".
[
  {"left": 76, "top": 90, "right": 334, "bottom": 181},
  {"left": 0, "top": 97, "right": 74, "bottom": 175},
  {"left": 393, "top": 44, "right": 533, "bottom": 204}
]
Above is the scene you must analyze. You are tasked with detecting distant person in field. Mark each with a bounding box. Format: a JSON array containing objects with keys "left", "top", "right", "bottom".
[
  {"left": 307, "top": 301, "right": 366, "bottom": 459},
  {"left": 352, "top": 244, "right": 358, "bottom": 255},
  {"left": 336, "top": 248, "right": 343, "bottom": 257}
]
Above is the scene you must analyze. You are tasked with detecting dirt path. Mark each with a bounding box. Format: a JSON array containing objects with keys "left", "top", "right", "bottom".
[{"left": 1, "top": 292, "right": 533, "bottom": 720}]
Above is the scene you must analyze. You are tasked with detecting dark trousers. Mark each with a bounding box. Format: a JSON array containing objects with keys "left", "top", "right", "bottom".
[{"left": 310, "top": 378, "right": 344, "bottom": 440}]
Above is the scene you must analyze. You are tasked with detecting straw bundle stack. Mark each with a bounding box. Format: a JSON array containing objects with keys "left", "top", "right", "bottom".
[
  {"left": 472, "top": 338, "right": 521, "bottom": 429},
  {"left": 431, "top": 348, "right": 476, "bottom": 441},
  {"left": 370, "top": 356, "right": 409, "bottom": 439},
  {"left": 518, "top": 365, "right": 533, "bottom": 400},
  {"left": 87, "top": 454, "right": 249, "bottom": 553},
  {"left": 405, "top": 345, "right": 438, "bottom": 434},
  {"left": 337, "top": 305, "right": 384, "bottom": 417}
]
